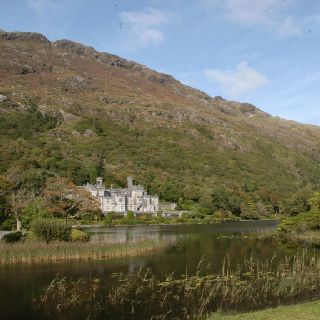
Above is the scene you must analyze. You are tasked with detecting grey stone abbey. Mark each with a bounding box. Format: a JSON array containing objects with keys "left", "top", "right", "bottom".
[{"left": 84, "top": 177, "right": 159, "bottom": 214}]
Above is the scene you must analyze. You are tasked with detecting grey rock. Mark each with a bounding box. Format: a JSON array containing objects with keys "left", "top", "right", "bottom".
[
  {"left": 0, "top": 94, "right": 8, "bottom": 103},
  {"left": 83, "top": 129, "right": 96, "bottom": 138},
  {"left": 64, "top": 75, "right": 87, "bottom": 90},
  {"left": 21, "top": 64, "right": 36, "bottom": 74}
]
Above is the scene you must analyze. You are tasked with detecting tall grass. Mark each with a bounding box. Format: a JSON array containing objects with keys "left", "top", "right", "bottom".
[
  {"left": 38, "top": 253, "right": 320, "bottom": 319},
  {"left": 0, "top": 240, "right": 168, "bottom": 264},
  {"left": 289, "top": 231, "right": 320, "bottom": 248}
]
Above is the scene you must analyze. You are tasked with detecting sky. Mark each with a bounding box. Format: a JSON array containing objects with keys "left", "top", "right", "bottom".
[{"left": 1, "top": 0, "right": 320, "bottom": 125}]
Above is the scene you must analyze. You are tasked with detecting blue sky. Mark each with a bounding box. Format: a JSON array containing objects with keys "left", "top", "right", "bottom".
[{"left": 1, "top": 0, "right": 320, "bottom": 125}]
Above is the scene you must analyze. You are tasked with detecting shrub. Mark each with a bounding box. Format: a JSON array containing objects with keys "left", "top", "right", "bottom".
[
  {"left": 1, "top": 231, "right": 23, "bottom": 243},
  {"left": 126, "top": 211, "right": 135, "bottom": 220},
  {"left": 138, "top": 214, "right": 151, "bottom": 221},
  {"left": 31, "top": 219, "right": 71, "bottom": 243},
  {"left": 275, "top": 209, "right": 320, "bottom": 243},
  {"left": 70, "top": 229, "right": 90, "bottom": 242},
  {"left": 104, "top": 212, "right": 114, "bottom": 224}
]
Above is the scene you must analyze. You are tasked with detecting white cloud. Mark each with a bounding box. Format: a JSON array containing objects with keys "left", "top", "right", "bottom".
[
  {"left": 203, "top": 0, "right": 301, "bottom": 38},
  {"left": 204, "top": 61, "right": 270, "bottom": 97},
  {"left": 120, "top": 8, "right": 169, "bottom": 47},
  {"left": 29, "top": 0, "right": 55, "bottom": 12}
]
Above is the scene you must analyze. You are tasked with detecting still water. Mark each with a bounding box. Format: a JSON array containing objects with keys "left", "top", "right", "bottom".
[{"left": 0, "top": 220, "right": 295, "bottom": 319}]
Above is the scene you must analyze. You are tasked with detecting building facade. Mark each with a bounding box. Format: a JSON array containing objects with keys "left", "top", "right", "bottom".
[{"left": 84, "top": 177, "right": 159, "bottom": 214}]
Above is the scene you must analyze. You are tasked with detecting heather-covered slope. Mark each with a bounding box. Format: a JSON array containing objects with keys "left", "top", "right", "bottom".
[{"left": 1, "top": 29, "right": 320, "bottom": 213}]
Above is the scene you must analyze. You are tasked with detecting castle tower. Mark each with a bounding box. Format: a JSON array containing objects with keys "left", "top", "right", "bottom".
[
  {"left": 96, "top": 177, "right": 103, "bottom": 187},
  {"left": 127, "top": 176, "right": 133, "bottom": 189}
]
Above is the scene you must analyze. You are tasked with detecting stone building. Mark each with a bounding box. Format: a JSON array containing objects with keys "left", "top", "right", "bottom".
[{"left": 84, "top": 177, "right": 159, "bottom": 214}]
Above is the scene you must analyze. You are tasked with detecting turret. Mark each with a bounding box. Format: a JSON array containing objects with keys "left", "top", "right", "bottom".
[
  {"left": 127, "top": 176, "right": 133, "bottom": 189},
  {"left": 96, "top": 177, "right": 103, "bottom": 187}
]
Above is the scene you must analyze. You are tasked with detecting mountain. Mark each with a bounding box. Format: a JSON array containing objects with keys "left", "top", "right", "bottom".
[{"left": 1, "top": 29, "right": 320, "bottom": 213}]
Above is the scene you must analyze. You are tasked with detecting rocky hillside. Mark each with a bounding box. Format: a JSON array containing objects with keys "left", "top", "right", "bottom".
[{"left": 1, "top": 29, "right": 320, "bottom": 211}]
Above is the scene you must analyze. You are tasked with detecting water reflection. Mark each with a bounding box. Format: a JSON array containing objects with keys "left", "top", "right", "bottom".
[
  {"left": 86, "top": 220, "right": 277, "bottom": 245},
  {"left": 88, "top": 226, "right": 182, "bottom": 244}
]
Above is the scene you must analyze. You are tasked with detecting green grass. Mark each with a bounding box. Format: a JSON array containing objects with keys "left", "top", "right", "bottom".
[
  {"left": 209, "top": 300, "right": 320, "bottom": 320},
  {"left": 0, "top": 240, "right": 168, "bottom": 264}
]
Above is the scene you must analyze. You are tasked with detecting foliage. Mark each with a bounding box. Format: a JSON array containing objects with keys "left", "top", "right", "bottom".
[
  {"left": 240, "top": 203, "right": 260, "bottom": 220},
  {"left": 21, "top": 198, "right": 47, "bottom": 229},
  {"left": 104, "top": 212, "right": 113, "bottom": 224},
  {"left": 281, "top": 187, "right": 313, "bottom": 216},
  {"left": 276, "top": 192, "right": 320, "bottom": 246},
  {"left": 70, "top": 229, "right": 90, "bottom": 242},
  {"left": 31, "top": 218, "right": 71, "bottom": 243},
  {"left": 1, "top": 231, "right": 23, "bottom": 243},
  {"left": 126, "top": 211, "right": 135, "bottom": 220},
  {"left": 308, "top": 192, "right": 320, "bottom": 211},
  {"left": 42, "top": 177, "right": 101, "bottom": 220},
  {"left": 213, "top": 209, "right": 237, "bottom": 221},
  {"left": 0, "top": 176, "right": 12, "bottom": 228},
  {"left": 9, "top": 189, "right": 31, "bottom": 231}
]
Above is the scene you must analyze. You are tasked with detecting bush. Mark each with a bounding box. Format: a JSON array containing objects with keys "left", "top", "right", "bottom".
[
  {"left": 104, "top": 212, "right": 114, "bottom": 224},
  {"left": 126, "top": 211, "right": 135, "bottom": 220},
  {"left": 31, "top": 219, "right": 71, "bottom": 243},
  {"left": 276, "top": 209, "right": 320, "bottom": 242},
  {"left": 1, "top": 231, "right": 23, "bottom": 243},
  {"left": 70, "top": 229, "right": 90, "bottom": 242},
  {"left": 138, "top": 214, "right": 151, "bottom": 221}
]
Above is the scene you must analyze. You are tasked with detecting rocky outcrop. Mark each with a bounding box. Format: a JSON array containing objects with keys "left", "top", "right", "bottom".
[
  {"left": 54, "top": 39, "right": 135, "bottom": 69},
  {"left": 0, "top": 30, "right": 49, "bottom": 43},
  {"left": 63, "top": 75, "right": 88, "bottom": 90},
  {"left": 20, "top": 64, "right": 36, "bottom": 74}
]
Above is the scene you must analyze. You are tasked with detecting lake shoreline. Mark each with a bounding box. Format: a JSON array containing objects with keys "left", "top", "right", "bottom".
[{"left": 75, "top": 218, "right": 279, "bottom": 229}]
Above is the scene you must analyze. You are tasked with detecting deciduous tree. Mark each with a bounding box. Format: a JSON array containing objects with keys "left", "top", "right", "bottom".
[{"left": 43, "top": 177, "right": 101, "bottom": 221}]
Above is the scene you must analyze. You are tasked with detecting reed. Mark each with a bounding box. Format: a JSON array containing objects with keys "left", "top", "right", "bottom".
[
  {"left": 38, "top": 252, "right": 320, "bottom": 319},
  {"left": 0, "top": 240, "right": 168, "bottom": 264},
  {"left": 289, "top": 231, "right": 320, "bottom": 248}
]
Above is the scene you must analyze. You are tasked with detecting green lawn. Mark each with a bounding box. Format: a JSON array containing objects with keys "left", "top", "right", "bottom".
[{"left": 209, "top": 301, "right": 320, "bottom": 320}]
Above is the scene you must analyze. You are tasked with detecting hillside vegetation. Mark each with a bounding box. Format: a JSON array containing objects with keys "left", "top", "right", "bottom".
[{"left": 1, "top": 29, "right": 320, "bottom": 225}]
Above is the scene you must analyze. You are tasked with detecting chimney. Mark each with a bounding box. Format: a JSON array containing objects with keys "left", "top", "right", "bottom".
[{"left": 127, "top": 176, "right": 133, "bottom": 189}]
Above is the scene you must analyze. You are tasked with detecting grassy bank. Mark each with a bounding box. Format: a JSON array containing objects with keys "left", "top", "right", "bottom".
[
  {"left": 0, "top": 240, "right": 168, "bottom": 264},
  {"left": 38, "top": 253, "right": 320, "bottom": 319},
  {"left": 209, "top": 300, "right": 320, "bottom": 320}
]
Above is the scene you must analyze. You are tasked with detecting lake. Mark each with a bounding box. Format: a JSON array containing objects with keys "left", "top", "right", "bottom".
[{"left": 0, "top": 220, "right": 296, "bottom": 319}]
